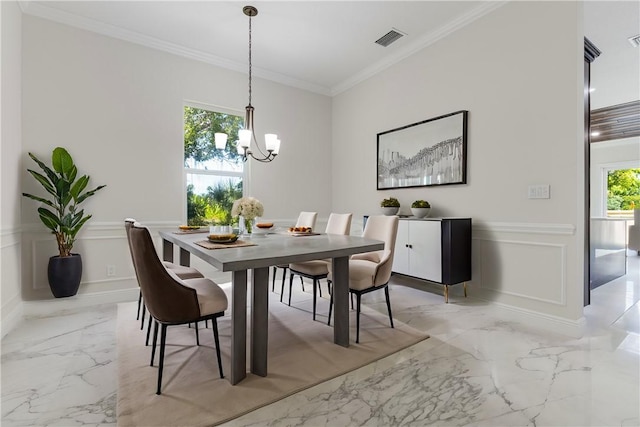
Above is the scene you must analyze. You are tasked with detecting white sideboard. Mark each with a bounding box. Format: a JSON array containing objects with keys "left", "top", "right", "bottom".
[{"left": 392, "top": 217, "right": 472, "bottom": 302}]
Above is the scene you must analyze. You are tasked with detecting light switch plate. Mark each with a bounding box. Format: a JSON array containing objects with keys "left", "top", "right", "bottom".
[{"left": 528, "top": 184, "right": 550, "bottom": 199}]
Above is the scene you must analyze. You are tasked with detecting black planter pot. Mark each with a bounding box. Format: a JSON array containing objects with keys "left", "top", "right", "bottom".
[{"left": 47, "top": 254, "right": 83, "bottom": 298}]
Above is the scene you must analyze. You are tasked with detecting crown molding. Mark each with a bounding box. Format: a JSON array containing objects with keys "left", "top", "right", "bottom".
[
  {"left": 20, "top": 1, "right": 332, "bottom": 96},
  {"left": 20, "top": 1, "right": 505, "bottom": 98}
]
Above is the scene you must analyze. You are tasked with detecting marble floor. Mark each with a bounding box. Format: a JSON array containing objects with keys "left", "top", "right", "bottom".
[{"left": 2, "top": 255, "right": 639, "bottom": 427}]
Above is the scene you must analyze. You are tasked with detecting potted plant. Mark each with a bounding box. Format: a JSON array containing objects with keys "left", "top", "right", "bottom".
[
  {"left": 22, "top": 147, "right": 106, "bottom": 298},
  {"left": 411, "top": 200, "right": 431, "bottom": 218},
  {"left": 380, "top": 197, "right": 400, "bottom": 216}
]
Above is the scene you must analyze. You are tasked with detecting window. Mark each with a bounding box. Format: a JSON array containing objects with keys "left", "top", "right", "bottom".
[
  {"left": 184, "top": 105, "right": 244, "bottom": 225},
  {"left": 606, "top": 167, "right": 640, "bottom": 218}
]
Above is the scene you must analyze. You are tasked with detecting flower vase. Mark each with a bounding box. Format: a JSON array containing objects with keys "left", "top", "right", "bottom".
[{"left": 242, "top": 217, "right": 255, "bottom": 235}]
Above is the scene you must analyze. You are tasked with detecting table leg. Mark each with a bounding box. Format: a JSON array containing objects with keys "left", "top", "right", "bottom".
[
  {"left": 162, "top": 240, "right": 173, "bottom": 263},
  {"left": 251, "top": 267, "right": 269, "bottom": 377},
  {"left": 179, "top": 248, "right": 190, "bottom": 266},
  {"left": 332, "top": 256, "right": 350, "bottom": 347},
  {"left": 231, "top": 270, "right": 247, "bottom": 385}
]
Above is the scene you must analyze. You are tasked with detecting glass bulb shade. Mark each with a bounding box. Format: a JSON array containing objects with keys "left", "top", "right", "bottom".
[
  {"left": 214, "top": 133, "right": 228, "bottom": 149},
  {"left": 236, "top": 142, "right": 245, "bottom": 155},
  {"left": 272, "top": 139, "right": 281, "bottom": 155},
  {"left": 264, "top": 134, "right": 278, "bottom": 151},
  {"left": 239, "top": 129, "right": 251, "bottom": 148}
]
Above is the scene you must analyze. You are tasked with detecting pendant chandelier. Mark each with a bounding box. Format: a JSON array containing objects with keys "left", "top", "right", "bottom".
[{"left": 214, "top": 5, "right": 280, "bottom": 163}]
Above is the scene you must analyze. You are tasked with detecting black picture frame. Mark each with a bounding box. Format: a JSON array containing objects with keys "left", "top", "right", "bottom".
[{"left": 377, "top": 110, "right": 468, "bottom": 190}]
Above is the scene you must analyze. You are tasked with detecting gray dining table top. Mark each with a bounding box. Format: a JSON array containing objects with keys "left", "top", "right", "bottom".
[{"left": 159, "top": 230, "right": 384, "bottom": 272}]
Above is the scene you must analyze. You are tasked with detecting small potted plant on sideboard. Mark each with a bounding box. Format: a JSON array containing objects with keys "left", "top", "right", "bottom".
[
  {"left": 411, "top": 200, "right": 431, "bottom": 218},
  {"left": 380, "top": 197, "right": 400, "bottom": 216}
]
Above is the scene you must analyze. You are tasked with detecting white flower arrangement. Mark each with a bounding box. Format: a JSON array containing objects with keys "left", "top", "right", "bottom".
[{"left": 231, "top": 197, "right": 264, "bottom": 220}]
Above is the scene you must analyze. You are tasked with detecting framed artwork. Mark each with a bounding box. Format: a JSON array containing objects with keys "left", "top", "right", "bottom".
[{"left": 377, "top": 110, "right": 468, "bottom": 190}]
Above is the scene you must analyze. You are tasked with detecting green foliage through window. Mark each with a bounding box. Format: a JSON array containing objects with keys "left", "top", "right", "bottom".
[
  {"left": 185, "top": 106, "right": 244, "bottom": 225},
  {"left": 607, "top": 168, "right": 640, "bottom": 211}
]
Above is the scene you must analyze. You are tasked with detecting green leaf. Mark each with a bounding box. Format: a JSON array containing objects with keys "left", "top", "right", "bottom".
[
  {"left": 26, "top": 170, "right": 57, "bottom": 196},
  {"left": 28, "top": 152, "right": 59, "bottom": 186},
  {"left": 22, "top": 193, "right": 55, "bottom": 208},
  {"left": 76, "top": 184, "right": 106, "bottom": 204},
  {"left": 70, "top": 175, "right": 89, "bottom": 200},
  {"left": 70, "top": 215, "right": 92, "bottom": 237},
  {"left": 37, "top": 207, "right": 61, "bottom": 230},
  {"left": 52, "top": 147, "right": 74, "bottom": 176}
]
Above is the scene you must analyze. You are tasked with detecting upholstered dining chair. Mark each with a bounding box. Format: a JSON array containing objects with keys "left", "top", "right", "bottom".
[
  {"left": 286, "top": 213, "right": 352, "bottom": 321},
  {"left": 124, "top": 218, "right": 204, "bottom": 328},
  {"left": 272, "top": 211, "right": 318, "bottom": 292},
  {"left": 128, "top": 222, "right": 227, "bottom": 395},
  {"left": 327, "top": 215, "right": 399, "bottom": 343}
]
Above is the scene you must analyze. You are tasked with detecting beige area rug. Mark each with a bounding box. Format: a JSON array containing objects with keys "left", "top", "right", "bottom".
[{"left": 117, "top": 284, "right": 428, "bottom": 426}]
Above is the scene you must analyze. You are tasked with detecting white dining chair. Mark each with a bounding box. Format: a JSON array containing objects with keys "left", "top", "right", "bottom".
[
  {"left": 286, "top": 213, "right": 352, "bottom": 320},
  {"left": 272, "top": 211, "right": 318, "bottom": 292}
]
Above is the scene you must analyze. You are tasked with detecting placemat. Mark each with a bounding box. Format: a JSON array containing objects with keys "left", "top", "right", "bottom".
[
  {"left": 195, "top": 239, "right": 257, "bottom": 249},
  {"left": 173, "top": 229, "right": 209, "bottom": 234}
]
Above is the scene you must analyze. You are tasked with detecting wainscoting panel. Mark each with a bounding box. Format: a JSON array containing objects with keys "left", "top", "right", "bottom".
[
  {"left": 2, "top": 229, "right": 23, "bottom": 336},
  {"left": 476, "top": 238, "right": 566, "bottom": 305}
]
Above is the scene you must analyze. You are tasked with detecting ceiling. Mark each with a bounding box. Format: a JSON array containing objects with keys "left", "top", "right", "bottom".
[{"left": 19, "top": 1, "right": 640, "bottom": 101}]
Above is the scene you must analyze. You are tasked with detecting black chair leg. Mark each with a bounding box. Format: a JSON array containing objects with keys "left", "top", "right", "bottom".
[
  {"left": 140, "top": 305, "right": 146, "bottom": 330},
  {"left": 157, "top": 324, "right": 167, "bottom": 395},
  {"left": 150, "top": 320, "right": 159, "bottom": 366},
  {"left": 288, "top": 272, "right": 294, "bottom": 306},
  {"left": 272, "top": 266, "right": 277, "bottom": 292},
  {"left": 212, "top": 318, "right": 224, "bottom": 378},
  {"left": 385, "top": 286, "right": 394, "bottom": 328},
  {"left": 195, "top": 321, "right": 200, "bottom": 346},
  {"left": 137, "top": 291, "right": 142, "bottom": 320},
  {"left": 356, "top": 293, "right": 362, "bottom": 344},
  {"left": 280, "top": 269, "right": 287, "bottom": 303},
  {"left": 327, "top": 280, "right": 333, "bottom": 326},
  {"left": 281, "top": 267, "right": 288, "bottom": 295},
  {"left": 312, "top": 278, "right": 317, "bottom": 321},
  {"left": 145, "top": 313, "right": 153, "bottom": 346},
  {"left": 300, "top": 275, "right": 305, "bottom": 292}
]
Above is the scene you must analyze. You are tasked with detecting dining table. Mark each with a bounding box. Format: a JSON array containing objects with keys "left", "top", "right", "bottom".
[{"left": 159, "top": 229, "right": 384, "bottom": 385}]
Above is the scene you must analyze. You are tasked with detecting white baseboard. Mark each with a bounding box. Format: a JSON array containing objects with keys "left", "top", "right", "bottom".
[
  {"left": 488, "top": 300, "right": 586, "bottom": 338},
  {"left": 1, "top": 296, "right": 24, "bottom": 338},
  {"left": 22, "top": 287, "right": 139, "bottom": 318}
]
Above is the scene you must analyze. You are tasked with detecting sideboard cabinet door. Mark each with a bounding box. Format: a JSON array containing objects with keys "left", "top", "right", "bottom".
[{"left": 410, "top": 221, "right": 442, "bottom": 282}]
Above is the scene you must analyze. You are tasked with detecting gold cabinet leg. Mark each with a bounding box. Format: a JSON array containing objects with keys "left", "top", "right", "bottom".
[
  {"left": 463, "top": 282, "right": 467, "bottom": 298},
  {"left": 444, "top": 285, "right": 449, "bottom": 303}
]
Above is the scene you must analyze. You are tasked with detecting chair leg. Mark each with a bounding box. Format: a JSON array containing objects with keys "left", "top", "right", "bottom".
[
  {"left": 195, "top": 321, "right": 200, "bottom": 346},
  {"left": 384, "top": 286, "right": 394, "bottom": 329},
  {"left": 212, "top": 318, "right": 224, "bottom": 378},
  {"left": 140, "top": 305, "right": 146, "bottom": 330},
  {"left": 280, "top": 268, "right": 289, "bottom": 303},
  {"left": 316, "top": 277, "right": 321, "bottom": 298},
  {"left": 327, "top": 285, "right": 333, "bottom": 326},
  {"left": 356, "top": 293, "right": 362, "bottom": 344},
  {"left": 312, "top": 278, "right": 318, "bottom": 321},
  {"left": 272, "top": 267, "right": 276, "bottom": 292},
  {"left": 288, "top": 271, "right": 294, "bottom": 306},
  {"left": 281, "top": 267, "right": 288, "bottom": 296},
  {"left": 145, "top": 313, "right": 153, "bottom": 346},
  {"left": 157, "top": 324, "right": 167, "bottom": 395},
  {"left": 137, "top": 291, "right": 142, "bottom": 320},
  {"left": 150, "top": 320, "right": 159, "bottom": 366},
  {"left": 300, "top": 275, "right": 305, "bottom": 292}
]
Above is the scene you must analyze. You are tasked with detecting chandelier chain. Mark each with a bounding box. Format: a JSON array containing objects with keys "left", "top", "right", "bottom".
[{"left": 248, "top": 12, "right": 252, "bottom": 107}]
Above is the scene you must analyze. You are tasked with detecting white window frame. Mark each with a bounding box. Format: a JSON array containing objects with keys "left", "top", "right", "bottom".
[
  {"left": 183, "top": 101, "right": 249, "bottom": 223},
  {"left": 600, "top": 160, "right": 640, "bottom": 217}
]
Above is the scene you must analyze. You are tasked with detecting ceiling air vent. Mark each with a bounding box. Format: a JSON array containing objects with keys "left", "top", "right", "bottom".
[
  {"left": 628, "top": 34, "right": 640, "bottom": 48},
  {"left": 375, "top": 28, "right": 406, "bottom": 47}
]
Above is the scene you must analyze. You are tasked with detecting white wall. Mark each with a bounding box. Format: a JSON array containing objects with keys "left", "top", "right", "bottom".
[
  {"left": 20, "top": 16, "right": 332, "bottom": 300},
  {"left": 332, "top": 1, "right": 585, "bottom": 329},
  {"left": 1, "top": 1, "right": 24, "bottom": 336},
  {"left": 590, "top": 137, "right": 640, "bottom": 217}
]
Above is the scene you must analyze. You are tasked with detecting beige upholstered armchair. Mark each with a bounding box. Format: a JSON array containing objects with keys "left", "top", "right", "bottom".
[
  {"left": 328, "top": 215, "right": 399, "bottom": 343},
  {"left": 272, "top": 211, "right": 318, "bottom": 292},
  {"left": 286, "top": 213, "right": 353, "bottom": 320}
]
